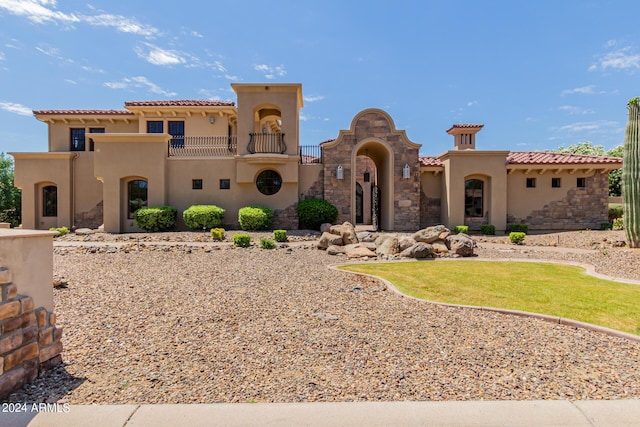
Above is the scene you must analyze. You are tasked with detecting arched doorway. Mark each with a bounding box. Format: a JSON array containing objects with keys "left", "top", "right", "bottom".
[{"left": 355, "top": 182, "right": 363, "bottom": 224}]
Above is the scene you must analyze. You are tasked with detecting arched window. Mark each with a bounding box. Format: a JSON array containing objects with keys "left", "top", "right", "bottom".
[
  {"left": 42, "top": 185, "right": 57, "bottom": 217},
  {"left": 128, "top": 180, "right": 148, "bottom": 218},
  {"left": 465, "top": 179, "right": 483, "bottom": 217},
  {"left": 256, "top": 170, "right": 282, "bottom": 195}
]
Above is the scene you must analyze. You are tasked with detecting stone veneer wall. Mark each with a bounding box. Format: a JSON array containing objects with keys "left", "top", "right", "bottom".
[
  {"left": 420, "top": 192, "right": 441, "bottom": 228},
  {"left": 323, "top": 111, "right": 420, "bottom": 231},
  {"left": 74, "top": 200, "right": 103, "bottom": 229},
  {"left": 0, "top": 267, "right": 63, "bottom": 398},
  {"left": 508, "top": 173, "right": 610, "bottom": 230},
  {"left": 273, "top": 169, "right": 325, "bottom": 230}
]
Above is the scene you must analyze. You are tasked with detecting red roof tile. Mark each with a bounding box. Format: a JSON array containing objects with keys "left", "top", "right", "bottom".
[
  {"left": 124, "top": 100, "right": 235, "bottom": 107},
  {"left": 419, "top": 156, "right": 443, "bottom": 167},
  {"left": 446, "top": 124, "right": 484, "bottom": 133},
  {"left": 33, "top": 109, "right": 133, "bottom": 115},
  {"left": 506, "top": 151, "right": 622, "bottom": 165}
]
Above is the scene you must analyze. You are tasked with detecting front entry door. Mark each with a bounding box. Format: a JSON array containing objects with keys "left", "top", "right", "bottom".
[
  {"left": 371, "top": 185, "right": 380, "bottom": 230},
  {"left": 356, "top": 182, "right": 363, "bottom": 223}
]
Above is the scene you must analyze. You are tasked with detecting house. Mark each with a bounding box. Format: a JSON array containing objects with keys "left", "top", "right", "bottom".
[{"left": 10, "top": 83, "right": 622, "bottom": 233}]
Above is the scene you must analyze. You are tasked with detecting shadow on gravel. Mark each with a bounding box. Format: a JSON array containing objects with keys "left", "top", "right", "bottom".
[{"left": 1, "top": 363, "right": 85, "bottom": 405}]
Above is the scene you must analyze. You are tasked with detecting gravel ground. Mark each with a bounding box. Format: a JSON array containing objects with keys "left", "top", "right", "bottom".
[{"left": 4, "top": 229, "right": 640, "bottom": 404}]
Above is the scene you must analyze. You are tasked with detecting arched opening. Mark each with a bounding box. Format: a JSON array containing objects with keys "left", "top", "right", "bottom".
[
  {"left": 464, "top": 176, "right": 490, "bottom": 229},
  {"left": 127, "top": 179, "right": 148, "bottom": 219},
  {"left": 249, "top": 104, "right": 285, "bottom": 153},
  {"left": 352, "top": 140, "right": 393, "bottom": 230}
]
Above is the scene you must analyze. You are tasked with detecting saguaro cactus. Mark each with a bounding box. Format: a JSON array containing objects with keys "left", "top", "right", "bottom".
[{"left": 623, "top": 97, "right": 640, "bottom": 248}]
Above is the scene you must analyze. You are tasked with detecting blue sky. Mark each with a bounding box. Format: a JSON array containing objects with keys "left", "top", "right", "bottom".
[{"left": 1, "top": 0, "right": 639, "bottom": 157}]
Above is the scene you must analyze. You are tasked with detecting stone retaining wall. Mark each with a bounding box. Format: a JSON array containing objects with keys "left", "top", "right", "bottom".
[{"left": 0, "top": 267, "right": 63, "bottom": 399}]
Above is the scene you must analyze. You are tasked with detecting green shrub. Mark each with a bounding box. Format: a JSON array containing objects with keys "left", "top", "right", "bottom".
[
  {"left": 210, "top": 228, "right": 225, "bottom": 241},
  {"left": 49, "top": 226, "right": 69, "bottom": 237},
  {"left": 509, "top": 232, "right": 526, "bottom": 244},
  {"left": 238, "top": 206, "right": 273, "bottom": 230},
  {"left": 480, "top": 224, "right": 496, "bottom": 235},
  {"left": 507, "top": 223, "right": 528, "bottom": 234},
  {"left": 454, "top": 225, "right": 469, "bottom": 235},
  {"left": 133, "top": 206, "right": 177, "bottom": 231},
  {"left": 273, "top": 229, "right": 288, "bottom": 242},
  {"left": 259, "top": 238, "right": 276, "bottom": 249},
  {"left": 613, "top": 217, "right": 624, "bottom": 230},
  {"left": 183, "top": 205, "right": 225, "bottom": 230},
  {"left": 600, "top": 222, "right": 613, "bottom": 230},
  {"left": 233, "top": 234, "right": 251, "bottom": 247},
  {"left": 608, "top": 204, "right": 624, "bottom": 222},
  {"left": 297, "top": 198, "right": 338, "bottom": 230}
]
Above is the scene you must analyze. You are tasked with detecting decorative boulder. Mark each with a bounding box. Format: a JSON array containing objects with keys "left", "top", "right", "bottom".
[
  {"left": 318, "top": 232, "right": 344, "bottom": 249},
  {"left": 344, "top": 243, "right": 377, "bottom": 258},
  {"left": 329, "top": 224, "right": 342, "bottom": 235},
  {"left": 446, "top": 233, "right": 475, "bottom": 257},
  {"left": 399, "top": 242, "right": 434, "bottom": 258},
  {"left": 341, "top": 222, "right": 359, "bottom": 245},
  {"left": 398, "top": 236, "right": 417, "bottom": 252},
  {"left": 376, "top": 236, "right": 399, "bottom": 256},
  {"left": 320, "top": 223, "right": 333, "bottom": 233},
  {"left": 357, "top": 231, "right": 378, "bottom": 243},
  {"left": 413, "top": 225, "right": 449, "bottom": 244},
  {"left": 431, "top": 239, "right": 449, "bottom": 254},
  {"left": 327, "top": 245, "right": 345, "bottom": 255}
]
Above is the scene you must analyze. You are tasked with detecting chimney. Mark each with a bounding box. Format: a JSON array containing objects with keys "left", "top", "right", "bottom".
[{"left": 446, "top": 124, "right": 484, "bottom": 150}]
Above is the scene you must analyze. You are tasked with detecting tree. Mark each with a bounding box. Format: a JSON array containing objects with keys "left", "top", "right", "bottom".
[
  {"left": 554, "top": 141, "right": 623, "bottom": 196},
  {"left": 623, "top": 97, "right": 640, "bottom": 248},
  {"left": 0, "top": 153, "right": 21, "bottom": 227}
]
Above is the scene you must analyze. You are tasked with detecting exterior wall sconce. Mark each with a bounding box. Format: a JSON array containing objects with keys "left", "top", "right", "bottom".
[
  {"left": 336, "top": 165, "right": 344, "bottom": 180},
  {"left": 403, "top": 164, "right": 411, "bottom": 179},
  {"left": 209, "top": 116, "right": 216, "bottom": 124}
]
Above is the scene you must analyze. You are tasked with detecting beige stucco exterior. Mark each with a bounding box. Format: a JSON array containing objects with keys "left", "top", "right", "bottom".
[{"left": 9, "top": 83, "right": 622, "bottom": 233}]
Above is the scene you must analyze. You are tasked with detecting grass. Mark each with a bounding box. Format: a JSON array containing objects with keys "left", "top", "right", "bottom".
[{"left": 339, "top": 260, "right": 640, "bottom": 335}]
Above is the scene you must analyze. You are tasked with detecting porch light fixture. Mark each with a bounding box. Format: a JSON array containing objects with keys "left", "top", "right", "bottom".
[
  {"left": 403, "top": 163, "right": 411, "bottom": 179},
  {"left": 336, "top": 164, "right": 344, "bottom": 180},
  {"left": 209, "top": 116, "right": 215, "bottom": 124}
]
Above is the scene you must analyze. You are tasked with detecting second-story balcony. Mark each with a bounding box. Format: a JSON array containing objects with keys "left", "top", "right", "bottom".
[
  {"left": 168, "top": 136, "right": 237, "bottom": 157},
  {"left": 247, "top": 132, "right": 286, "bottom": 154}
]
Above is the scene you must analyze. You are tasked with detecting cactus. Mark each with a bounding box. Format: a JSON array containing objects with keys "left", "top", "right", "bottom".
[{"left": 623, "top": 97, "right": 640, "bottom": 248}]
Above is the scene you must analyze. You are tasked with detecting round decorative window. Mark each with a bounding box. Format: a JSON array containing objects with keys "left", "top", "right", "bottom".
[{"left": 256, "top": 170, "right": 282, "bottom": 195}]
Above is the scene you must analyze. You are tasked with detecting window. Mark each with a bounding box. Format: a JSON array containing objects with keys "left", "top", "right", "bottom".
[
  {"left": 220, "top": 179, "right": 231, "bottom": 190},
  {"left": 169, "top": 121, "right": 185, "bottom": 148},
  {"left": 70, "top": 128, "right": 85, "bottom": 151},
  {"left": 577, "top": 177, "right": 586, "bottom": 188},
  {"left": 192, "top": 179, "right": 203, "bottom": 190},
  {"left": 552, "top": 177, "right": 561, "bottom": 188},
  {"left": 526, "top": 178, "right": 536, "bottom": 188},
  {"left": 42, "top": 185, "right": 57, "bottom": 217},
  {"left": 128, "top": 180, "right": 148, "bottom": 219},
  {"left": 464, "top": 179, "right": 483, "bottom": 217},
  {"left": 89, "top": 127, "right": 105, "bottom": 151},
  {"left": 147, "top": 121, "right": 163, "bottom": 133},
  {"left": 256, "top": 170, "right": 282, "bottom": 195}
]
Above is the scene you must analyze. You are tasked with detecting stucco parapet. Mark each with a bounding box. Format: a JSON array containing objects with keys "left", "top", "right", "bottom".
[
  {"left": 8, "top": 152, "right": 76, "bottom": 160},
  {"left": 231, "top": 83, "right": 304, "bottom": 108},
  {"left": 0, "top": 229, "right": 57, "bottom": 240},
  {"left": 90, "top": 133, "right": 170, "bottom": 143}
]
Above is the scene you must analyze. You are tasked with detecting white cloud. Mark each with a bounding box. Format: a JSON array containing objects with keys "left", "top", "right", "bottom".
[
  {"left": 254, "top": 63, "right": 286, "bottom": 79},
  {"left": 81, "top": 65, "right": 104, "bottom": 73},
  {"left": 466, "top": 100, "right": 477, "bottom": 107},
  {"left": 224, "top": 75, "right": 241, "bottom": 81},
  {"left": 557, "top": 105, "right": 595, "bottom": 115},
  {"left": 561, "top": 85, "right": 596, "bottom": 96},
  {"left": 82, "top": 14, "right": 159, "bottom": 37},
  {"left": 590, "top": 47, "right": 640, "bottom": 72},
  {"left": 104, "top": 76, "right": 176, "bottom": 97},
  {"left": 556, "top": 120, "right": 622, "bottom": 134},
  {"left": 0, "top": 52, "right": 4, "bottom": 61},
  {"left": 135, "top": 43, "right": 185, "bottom": 66},
  {"left": 0, "top": 0, "right": 79, "bottom": 24},
  {"left": 304, "top": 95, "right": 324, "bottom": 102},
  {"left": 0, "top": 101, "right": 32, "bottom": 116}
]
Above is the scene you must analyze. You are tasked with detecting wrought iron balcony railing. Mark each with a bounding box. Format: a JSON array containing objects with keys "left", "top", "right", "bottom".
[
  {"left": 247, "top": 132, "right": 286, "bottom": 154},
  {"left": 168, "top": 136, "right": 237, "bottom": 157}
]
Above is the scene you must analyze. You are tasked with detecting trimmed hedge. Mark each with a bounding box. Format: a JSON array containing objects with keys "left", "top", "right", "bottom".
[
  {"left": 238, "top": 206, "right": 273, "bottom": 230},
  {"left": 133, "top": 206, "right": 177, "bottom": 232},
  {"left": 454, "top": 225, "right": 469, "bottom": 235},
  {"left": 49, "top": 226, "right": 69, "bottom": 237},
  {"left": 259, "top": 238, "right": 276, "bottom": 249},
  {"left": 507, "top": 223, "right": 528, "bottom": 234},
  {"left": 183, "top": 205, "right": 225, "bottom": 230},
  {"left": 297, "top": 198, "right": 339, "bottom": 230},
  {"left": 509, "top": 232, "right": 526, "bottom": 244},
  {"left": 480, "top": 224, "right": 496, "bottom": 235},
  {"left": 210, "top": 228, "right": 225, "bottom": 241},
  {"left": 609, "top": 204, "right": 624, "bottom": 222},
  {"left": 274, "top": 229, "right": 288, "bottom": 242},
  {"left": 233, "top": 233, "right": 251, "bottom": 247}
]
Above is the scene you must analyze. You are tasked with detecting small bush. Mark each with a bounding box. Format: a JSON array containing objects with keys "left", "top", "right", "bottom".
[
  {"left": 600, "top": 222, "right": 613, "bottom": 230},
  {"left": 49, "top": 226, "right": 69, "bottom": 237},
  {"left": 210, "top": 228, "right": 225, "bottom": 241},
  {"left": 238, "top": 206, "right": 273, "bottom": 230},
  {"left": 454, "top": 225, "right": 469, "bottom": 235},
  {"left": 259, "top": 238, "right": 276, "bottom": 249},
  {"left": 507, "top": 223, "right": 528, "bottom": 234},
  {"left": 613, "top": 217, "right": 624, "bottom": 230},
  {"left": 183, "top": 205, "right": 225, "bottom": 230},
  {"left": 274, "top": 229, "right": 288, "bottom": 242},
  {"left": 233, "top": 234, "right": 251, "bottom": 247},
  {"left": 297, "top": 198, "right": 338, "bottom": 230},
  {"left": 509, "top": 232, "right": 526, "bottom": 244},
  {"left": 608, "top": 204, "right": 624, "bottom": 222},
  {"left": 134, "top": 206, "right": 177, "bottom": 231},
  {"left": 480, "top": 224, "right": 496, "bottom": 235}
]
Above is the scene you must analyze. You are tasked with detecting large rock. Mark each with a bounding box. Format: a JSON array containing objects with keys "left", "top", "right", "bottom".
[
  {"left": 320, "top": 223, "right": 333, "bottom": 233},
  {"left": 357, "top": 231, "right": 378, "bottom": 243},
  {"left": 344, "top": 243, "right": 376, "bottom": 258},
  {"left": 398, "top": 236, "right": 417, "bottom": 252},
  {"left": 327, "top": 245, "right": 345, "bottom": 255},
  {"left": 341, "top": 222, "right": 359, "bottom": 245},
  {"left": 318, "top": 232, "right": 344, "bottom": 249},
  {"left": 329, "top": 225, "right": 342, "bottom": 235},
  {"left": 446, "top": 233, "right": 475, "bottom": 257},
  {"left": 399, "top": 242, "right": 434, "bottom": 258},
  {"left": 376, "top": 236, "right": 399, "bottom": 256},
  {"left": 431, "top": 239, "right": 449, "bottom": 255},
  {"left": 413, "top": 225, "right": 449, "bottom": 244}
]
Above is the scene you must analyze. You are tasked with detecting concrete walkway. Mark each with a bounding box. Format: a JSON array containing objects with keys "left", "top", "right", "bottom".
[{"left": 2, "top": 400, "right": 640, "bottom": 426}]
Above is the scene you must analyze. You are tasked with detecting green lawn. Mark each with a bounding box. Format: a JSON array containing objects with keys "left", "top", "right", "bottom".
[{"left": 339, "top": 260, "right": 640, "bottom": 335}]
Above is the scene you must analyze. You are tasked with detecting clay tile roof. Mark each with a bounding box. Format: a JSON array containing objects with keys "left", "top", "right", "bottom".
[
  {"left": 124, "top": 100, "right": 235, "bottom": 107},
  {"left": 446, "top": 123, "right": 484, "bottom": 133},
  {"left": 319, "top": 138, "right": 336, "bottom": 145},
  {"left": 33, "top": 109, "right": 134, "bottom": 116},
  {"left": 419, "top": 156, "right": 443, "bottom": 167},
  {"left": 506, "top": 151, "right": 622, "bottom": 165}
]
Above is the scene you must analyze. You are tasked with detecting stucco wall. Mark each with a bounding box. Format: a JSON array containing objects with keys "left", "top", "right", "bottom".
[{"left": 48, "top": 120, "right": 138, "bottom": 152}]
